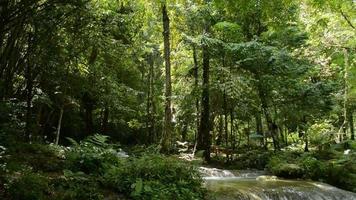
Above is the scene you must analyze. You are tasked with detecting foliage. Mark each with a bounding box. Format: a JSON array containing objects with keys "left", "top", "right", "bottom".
[
  {"left": 0, "top": 0, "right": 355, "bottom": 197},
  {"left": 65, "top": 134, "right": 122, "bottom": 174},
  {"left": 5, "top": 143, "right": 64, "bottom": 173},
  {"left": 267, "top": 152, "right": 304, "bottom": 178},
  {"left": 7, "top": 172, "right": 50, "bottom": 200},
  {"left": 51, "top": 170, "right": 104, "bottom": 200},
  {"left": 223, "top": 149, "right": 272, "bottom": 170},
  {"left": 267, "top": 149, "right": 356, "bottom": 192},
  {"left": 103, "top": 154, "right": 205, "bottom": 200},
  {"left": 308, "top": 120, "right": 336, "bottom": 147}
]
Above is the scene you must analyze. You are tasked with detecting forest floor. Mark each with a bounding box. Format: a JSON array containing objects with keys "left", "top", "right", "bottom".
[{"left": 1, "top": 139, "right": 355, "bottom": 199}]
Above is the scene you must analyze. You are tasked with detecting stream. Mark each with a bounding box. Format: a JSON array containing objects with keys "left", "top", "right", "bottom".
[{"left": 200, "top": 167, "right": 356, "bottom": 200}]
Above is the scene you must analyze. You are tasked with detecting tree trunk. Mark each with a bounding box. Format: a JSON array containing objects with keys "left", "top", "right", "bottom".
[
  {"left": 198, "top": 27, "right": 211, "bottom": 162},
  {"left": 304, "top": 131, "right": 309, "bottom": 152},
  {"left": 230, "top": 109, "right": 234, "bottom": 149},
  {"left": 217, "top": 115, "right": 223, "bottom": 145},
  {"left": 161, "top": 3, "right": 172, "bottom": 153},
  {"left": 55, "top": 107, "right": 64, "bottom": 145},
  {"left": 182, "top": 123, "right": 188, "bottom": 141},
  {"left": 83, "top": 93, "right": 94, "bottom": 135},
  {"left": 255, "top": 112, "right": 264, "bottom": 146},
  {"left": 101, "top": 106, "right": 109, "bottom": 134},
  {"left": 284, "top": 123, "right": 288, "bottom": 146},
  {"left": 349, "top": 111, "right": 354, "bottom": 140},
  {"left": 338, "top": 48, "right": 349, "bottom": 142},
  {"left": 146, "top": 55, "right": 154, "bottom": 143},
  {"left": 223, "top": 91, "right": 228, "bottom": 146},
  {"left": 85, "top": 103, "right": 93, "bottom": 135},
  {"left": 193, "top": 45, "right": 200, "bottom": 145},
  {"left": 257, "top": 80, "right": 279, "bottom": 151},
  {"left": 25, "top": 62, "right": 33, "bottom": 142}
]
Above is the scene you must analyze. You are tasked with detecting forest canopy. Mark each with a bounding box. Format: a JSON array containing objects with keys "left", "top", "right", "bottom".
[{"left": 0, "top": 0, "right": 355, "bottom": 199}]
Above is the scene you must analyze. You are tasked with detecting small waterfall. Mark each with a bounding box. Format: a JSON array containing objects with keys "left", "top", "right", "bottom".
[
  {"left": 199, "top": 167, "right": 236, "bottom": 178},
  {"left": 201, "top": 167, "right": 356, "bottom": 200}
]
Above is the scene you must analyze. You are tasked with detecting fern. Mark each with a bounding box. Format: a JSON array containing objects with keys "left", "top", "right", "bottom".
[
  {"left": 84, "top": 134, "right": 110, "bottom": 147},
  {"left": 66, "top": 137, "right": 79, "bottom": 146}
]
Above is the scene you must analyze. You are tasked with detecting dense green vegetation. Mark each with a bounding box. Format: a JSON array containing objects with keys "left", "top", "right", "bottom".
[{"left": 0, "top": 0, "right": 355, "bottom": 199}]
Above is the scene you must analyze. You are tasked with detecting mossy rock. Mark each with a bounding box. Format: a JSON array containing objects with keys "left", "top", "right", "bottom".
[{"left": 273, "top": 163, "right": 304, "bottom": 178}]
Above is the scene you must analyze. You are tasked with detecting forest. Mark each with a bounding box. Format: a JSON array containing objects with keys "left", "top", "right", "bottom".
[{"left": 0, "top": 0, "right": 355, "bottom": 199}]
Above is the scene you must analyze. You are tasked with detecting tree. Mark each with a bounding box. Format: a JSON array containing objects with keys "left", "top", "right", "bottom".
[{"left": 161, "top": 3, "right": 173, "bottom": 153}]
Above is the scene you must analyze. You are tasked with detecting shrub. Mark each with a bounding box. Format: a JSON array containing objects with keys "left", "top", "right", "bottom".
[
  {"left": 308, "top": 120, "right": 335, "bottom": 147},
  {"left": 298, "top": 154, "right": 326, "bottom": 180},
  {"left": 324, "top": 153, "right": 356, "bottom": 192},
  {"left": 65, "top": 134, "right": 122, "bottom": 174},
  {"left": 51, "top": 170, "right": 104, "bottom": 200},
  {"left": 231, "top": 150, "right": 272, "bottom": 170},
  {"left": 7, "top": 172, "right": 49, "bottom": 200},
  {"left": 267, "top": 152, "right": 304, "bottom": 178},
  {"left": 103, "top": 154, "right": 205, "bottom": 200},
  {"left": 6, "top": 143, "right": 64, "bottom": 172}
]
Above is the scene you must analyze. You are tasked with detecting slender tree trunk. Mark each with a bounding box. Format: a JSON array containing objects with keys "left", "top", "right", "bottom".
[
  {"left": 101, "top": 106, "right": 109, "bottom": 134},
  {"left": 247, "top": 120, "right": 250, "bottom": 148},
  {"left": 161, "top": 4, "right": 172, "bottom": 153},
  {"left": 255, "top": 111, "right": 263, "bottom": 147},
  {"left": 223, "top": 92, "right": 228, "bottom": 147},
  {"left": 284, "top": 123, "right": 288, "bottom": 146},
  {"left": 300, "top": 117, "right": 309, "bottom": 152},
  {"left": 349, "top": 111, "right": 354, "bottom": 140},
  {"left": 230, "top": 109, "right": 234, "bottom": 149},
  {"left": 36, "top": 105, "right": 43, "bottom": 140},
  {"left": 198, "top": 26, "right": 211, "bottom": 162},
  {"left": 146, "top": 56, "right": 154, "bottom": 143},
  {"left": 193, "top": 45, "right": 200, "bottom": 145},
  {"left": 25, "top": 62, "right": 33, "bottom": 142},
  {"left": 338, "top": 48, "right": 349, "bottom": 142},
  {"left": 85, "top": 103, "right": 93, "bottom": 135},
  {"left": 256, "top": 112, "right": 262, "bottom": 134},
  {"left": 217, "top": 115, "right": 223, "bottom": 145},
  {"left": 55, "top": 107, "right": 64, "bottom": 145},
  {"left": 304, "top": 131, "right": 309, "bottom": 152},
  {"left": 233, "top": 120, "right": 238, "bottom": 150},
  {"left": 257, "top": 80, "right": 279, "bottom": 151},
  {"left": 182, "top": 123, "right": 188, "bottom": 141},
  {"left": 150, "top": 57, "right": 156, "bottom": 143}
]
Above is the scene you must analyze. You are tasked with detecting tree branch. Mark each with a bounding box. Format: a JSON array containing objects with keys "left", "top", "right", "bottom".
[{"left": 340, "top": 9, "right": 355, "bottom": 30}]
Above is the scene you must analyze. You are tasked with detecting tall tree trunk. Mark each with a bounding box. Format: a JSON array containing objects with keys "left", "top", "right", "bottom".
[
  {"left": 198, "top": 27, "right": 211, "bottom": 162},
  {"left": 25, "top": 62, "right": 33, "bottom": 142},
  {"left": 284, "top": 123, "right": 288, "bottom": 146},
  {"left": 193, "top": 45, "right": 200, "bottom": 145},
  {"left": 55, "top": 107, "right": 64, "bottom": 145},
  {"left": 146, "top": 55, "right": 154, "bottom": 143},
  {"left": 146, "top": 77, "right": 151, "bottom": 142},
  {"left": 223, "top": 91, "right": 228, "bottom": 146},
  {"left": 85, "top": 103, "right": 93, "bottom": 135},
  {"left": 82, "top": 92, "right": 94, "bottom": 135},
  {"left": 255, "top": 111, "right": 263, "bottom": 147},
  {"left": 256, "top": 112, "right": 262, "bottom": 134},
  {"left": 230, "top": 109, "right": 234, "bottom": 149},
  {"left": 182, "top": 123, "right": 188, "bottom": 141},
  {"left": 217, "top": 115, "right": 223, "bottom": 145},
  {"left": 161, "top": 4, "right": 172, "bottom": 153},
  {"left": 257, "top": 80, "right": 279, "bottom": 151},
  {"left": 247, "top": 120, "right": 250, "bottom": 148},
  {"left": 349, "top": 111, "right": 354, "bottom": 140},
  {"left": 338, "top": 48, "right": 349, "bottom": 142},
  {"left": 101, "top": 106, "right": 109, "bottom": 134},
  {"left": 304, "top": 134, "right": 309, "bottom": 152}
]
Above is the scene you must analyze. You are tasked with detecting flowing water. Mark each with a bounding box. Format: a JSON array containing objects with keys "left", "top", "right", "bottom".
[{"left": 200, "top": 167, "right": 356, "bottom": 200}]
